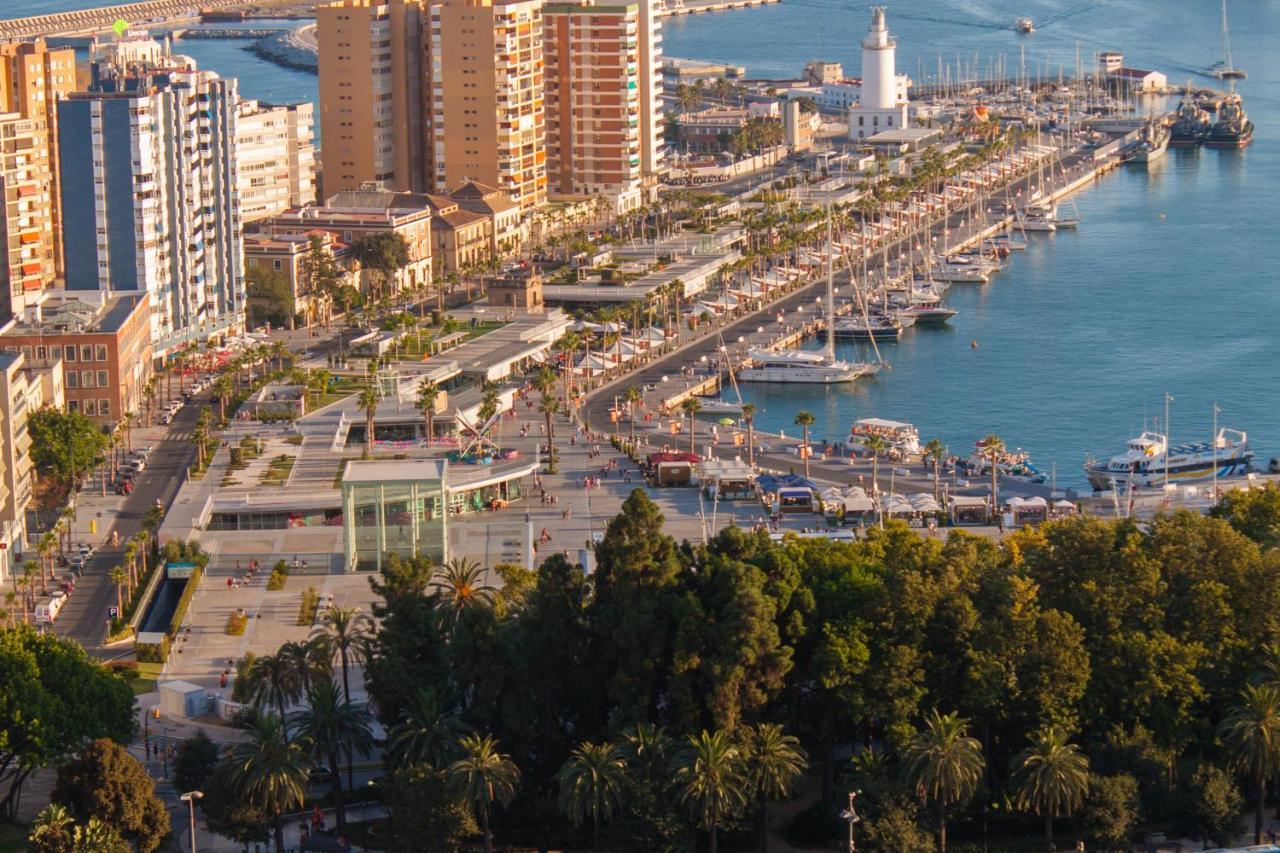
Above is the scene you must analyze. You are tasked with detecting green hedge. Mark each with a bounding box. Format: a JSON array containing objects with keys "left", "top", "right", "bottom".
[
  {"left": 135, "top": 636, "right": 169, "bottom": 663},
  {"left": 266, "top": 559, "right": 289, "bottom": 591},
  {"left": 167, "top": 565, "right": 203, "bottom": 638}
]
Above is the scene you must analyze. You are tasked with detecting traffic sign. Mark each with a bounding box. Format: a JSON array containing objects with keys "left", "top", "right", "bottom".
[{"left": 108, "top": 606, "right": 119, "bottom": 619}]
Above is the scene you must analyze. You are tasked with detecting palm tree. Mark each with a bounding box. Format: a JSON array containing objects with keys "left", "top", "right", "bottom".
[
  {"left": 740, "top": 724, "right": 807, "bottom": 853},
  {"left": 312, "top": 605, "right": 371, "bottom": 705},
  {"left": 278, "top": 638, "right": 331, "bottom": 695},
  {"left": 247, "top": 652, "right": 303, "bottom": 727},
  {"left": 539, "top": 394, "right": 560, "bottom": 474},
  {"left": 924, "top": 438, "right": 947, "bottom": 502},
  {"left": 357, "top": 382, "right": 380, "bottom": 459},
  {"left": 980, "top": 434, "right": 1005, "bottom": 523},
  {"left": 901, "top": 710, "right": 986, "bottom": 853},
  {"left": 674, "top": 730, "right": 748, "bottom": 853},
  {"left": 432, "top": 557, "right": 496, "bottom": 621},
  {"left": 624, "top": 386, "right": 643, "bottom": 448},
  {"left": 794, "top": 411, "right": 816, "bottom": 477},
  {"left": 289, "top": 680, "right": 374, "bottom": 830},
  {"left": 742, "top": 403, "right": 757, "bottom": 468},
  {"left": 108, "top": 566, "right": 127, "bottom": 617},
  {"left": 619, "top": 723, "right": 676, "bottom": 785},
  {"left": 557, "top": 741, "right": 630, "bottom": 853},
  {"left": 229, "top": 712, "right": 313, "bottom": 853},
  {"left": 1219, "top": 683, "right": 1280, "bottom": 844},
  {"left": 862, "top": 433, "right": 887, "bottom": 522},
  {"left": 1011, "top": 727, "right": 1089, "bottom": 849},
  {"left": 681, "top": 397, "right": 702, "bottom": 455},
  {"left": 447, "top": 734, "right": 521, "bottom": 853},
  {"left": 417, "top": 378, "right": 441, "bottom": 444},
  {"left": 386, "top": 687, "right": 471, "bottom": 769},
  {"left": 29, "top": 803, "right": 74, "bottom": 851},
  {"left": 212, "top": 374, "right": 233, "bottom": 422}
]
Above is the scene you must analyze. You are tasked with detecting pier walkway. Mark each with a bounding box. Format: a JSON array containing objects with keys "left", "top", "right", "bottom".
[{"left": 0, "top": 0, "right": 247, "bottom": 39}]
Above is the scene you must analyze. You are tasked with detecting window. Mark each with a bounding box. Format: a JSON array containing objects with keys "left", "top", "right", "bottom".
[
  {"left": 20, "top": 346, "right": 31, "bottom": 359},
  {"left": 95, "top": 345, "right": 108, "bottom": 361},
  {"left": 99, "top": 400, "right": 110, "bottom": 416},
  {"left": 50, "top": 346, "right": 62, "bottom": 359},
  {"left": 80, "top": 345, "right": 92, "bottom": 361},
  {"left": 64, "top": 346, "right": 76, "bottom": 362},
  {"left": 273, "top": 260, "right": 283, "bottom": 271},
  {"left": 83, "top": 399, "right": 97, "bottom": 416},
  {"left": 65, "top": 372, "right": 77, "bottom": 389},
  {"left": 36, "top": 346, "right": 46, "bottom": 359},
  {"left": 81, "top": 370, "right": 94, "bottom": 388},
  {"left": 67, "top": 399, "right": 79, "bottom": 412},
  {"left": 96, "top": 370, "right": 108, "bottom": 388}
]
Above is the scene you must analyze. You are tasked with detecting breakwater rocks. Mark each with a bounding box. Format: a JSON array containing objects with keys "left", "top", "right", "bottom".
[{"left": 246, "top": 26, "right": 317, "bottom": 73}]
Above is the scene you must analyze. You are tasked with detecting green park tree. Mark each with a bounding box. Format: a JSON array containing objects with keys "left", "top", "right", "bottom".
[{"left": 52, "top": 738, "right": 169, "bottom": 853}]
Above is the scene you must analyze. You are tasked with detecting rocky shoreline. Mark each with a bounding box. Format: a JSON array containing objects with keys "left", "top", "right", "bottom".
[{"left": 245, "top": 26, "right": 317, "bottom": 74}]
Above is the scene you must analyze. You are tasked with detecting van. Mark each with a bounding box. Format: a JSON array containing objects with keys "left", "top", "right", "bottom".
[{"left": 35, "top": 592, "right": 66, "bottom": 623}]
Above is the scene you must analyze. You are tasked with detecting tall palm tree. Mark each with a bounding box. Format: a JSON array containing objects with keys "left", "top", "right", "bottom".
[
  {"left": 432, "top": 557, "right": 496, "bottom": 622},
  {"left": 980, "top": 434, "right": 1005, "bottom": 523},
  {"left": 557, "top": 741, "right": 630, "bottom": 853},
  {"left": 742, "top": 403, "right": 757, "bottom": 468},
  {"left": 924, "top": 438, "right": 947, "bottom": 502},
  {"left": 1219, "top": 683, "right": 1280, "bottom": 844},
  {"left": 674, "top": 730, "right": 748, "bottom": 853},
  {"left": 901, "top": 710, "right": 986, "bottom": 853},
  {"left": 312, "top": 605, "right": 372, "bottom": 705},
  {"left": 447, "top": 734, "right": 521, "bottom": 853},
  {"left": 29, "top": 803, "right": 74, "bottom": 851},
  {"left": 619, "top": 723, "right": 676, "bottom": 785},
  {"left": 289, "top": 680, "right": 374, "bottom": 830},
  {"left": 539, "top": 394, "right": 560, "bottom": 474},
  {"left": 794, "top": 411, "right": 816, "bottom": 477},
  {"left": 357, "top": 383, "right": 379, "bottom": 458},
  {"left": 862, "top": 433, "right": 887, "bottom": 523},
  {"left": 1011, "top": 726, "right": 1090, "bottom": 849},
  {"left": 278, "top": 638, "right": 331, "bottom": 695},
  {"left": 624, "top": 386, "right": 643, "bottom": 448},
  {"left": 417, "top": 379, "right": 441, "bottom": 444},
  {"left": 248, "top": 651, "right": 304, "bottom": 734},
  {"left": 386, "top": 687, "right": 471, "bottom": 770},
  {"left": 741, "top": 724, "right": 807, "bottom": 853},
  {"left": 212, "top": 374, "right": 233, "bottom": 422},
  {"left": 229, "top": 712, "right": 313, "bottom": 853},
  {"left": 681, "top": 397, "right": 702, "bottom": 455},
  {"left": 108, "top": 566, "right": 127, "bottom": 617}
]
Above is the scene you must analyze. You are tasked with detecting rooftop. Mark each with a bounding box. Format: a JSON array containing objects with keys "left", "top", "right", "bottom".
[
  {"left": 342, "top": 458, "right": 448, "bottom": 485},
  {"left": 2, "top": 292, "right": 146, "bottom": 336}
]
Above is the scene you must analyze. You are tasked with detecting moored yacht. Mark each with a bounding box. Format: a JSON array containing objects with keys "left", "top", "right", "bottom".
[
  {"left": 737, "top": 347, "right": 877, "bottom": 384},
  {"left": 1083, "top": 428, "right": 1253, "bottom": 491}
]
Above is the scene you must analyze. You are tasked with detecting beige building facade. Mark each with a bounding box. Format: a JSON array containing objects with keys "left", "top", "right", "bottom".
[{"left": 236, "top": 99, "right": 318, "bottom": 222}]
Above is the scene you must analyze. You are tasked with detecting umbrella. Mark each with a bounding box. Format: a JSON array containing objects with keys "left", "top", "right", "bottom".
[{"left": 718, "top": 417, "right": 736, "bottom": 426}]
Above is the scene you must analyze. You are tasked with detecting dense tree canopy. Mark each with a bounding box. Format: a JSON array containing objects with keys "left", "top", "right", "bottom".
[
  {"left": 52, "top": 739, "right": 169, "bottom": 853},
  {"left": 357, "top": 489, "right": 1280, "bottom": 850}
]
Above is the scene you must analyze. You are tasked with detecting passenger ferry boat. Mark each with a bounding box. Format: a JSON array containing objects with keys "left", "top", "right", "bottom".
[
  {"left": 737, "top": 347, "right": 877, "bottom": 384},
  {"left": 1084, "top": 428, "right": 1254, "bottom": 491}
]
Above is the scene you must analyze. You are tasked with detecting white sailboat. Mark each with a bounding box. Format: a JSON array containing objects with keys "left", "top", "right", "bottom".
[{"left": 1208, "top": 0, "right": 1247, "bottom": 79}]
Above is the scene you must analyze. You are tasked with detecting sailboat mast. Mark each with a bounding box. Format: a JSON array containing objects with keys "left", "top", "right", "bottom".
[
  {"left": 1221, "top": 0, "right": 1234, "bottom": 72},
  {"left": 825, "top": 205, "right": 836, "bottom": 363}
]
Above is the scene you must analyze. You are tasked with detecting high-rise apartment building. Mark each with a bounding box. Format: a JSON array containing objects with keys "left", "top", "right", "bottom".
[
  {"left": 0, "top": 40, "right": 77, "bottom": 314},
  {"left": 317, "top": 0, "right": 427, "bottom": 194},
  {"left": 237, "top": 99, "right": 318, "bottom": 222},
  {"left": 58, "top": 39, "right": 245, "bottom": 354},
  {"left": 543, "top": 0, "right": 661, "bottom": 212},
  {"left": 429, "top": 0, "right": 546, "bottom": 211}
]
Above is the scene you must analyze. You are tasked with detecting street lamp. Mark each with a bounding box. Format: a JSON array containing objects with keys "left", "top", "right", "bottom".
[
  {"left": 839, "top": 790, "right": 861, "bottom": 852},
  {"left": 180, "top": 791, "right": 203, "bottom": 853}
]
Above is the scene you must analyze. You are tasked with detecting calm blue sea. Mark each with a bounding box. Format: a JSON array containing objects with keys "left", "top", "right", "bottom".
[{"left": 10, "top": 0, "right": 1277, "bottom": 483}]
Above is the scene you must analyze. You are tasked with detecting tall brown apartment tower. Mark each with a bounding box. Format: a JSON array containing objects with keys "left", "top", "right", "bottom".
[
  {"left": 317, "top": 0, "right": 428, "bottom": 194},
  {"left": 428, "top": 0, "right": 547, "bottom": 212},
  {"left": 0, "top": 40, "right": 76, "bottom": 314},
  {"left": 543, "top": 0, "right": 662, "bottom": 212}
]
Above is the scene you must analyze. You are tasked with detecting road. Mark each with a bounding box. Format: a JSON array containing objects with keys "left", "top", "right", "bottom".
[{"left": 57, "top": 388, "right": 211, "bottom": 653}]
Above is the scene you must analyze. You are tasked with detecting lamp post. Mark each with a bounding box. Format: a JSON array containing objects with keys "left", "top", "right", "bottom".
[
  {"left": 180, "top": 791, "right": 203, "bottom": 853},
  {"left": 839, "top": 790, "right": 861, "bottom": 852}
]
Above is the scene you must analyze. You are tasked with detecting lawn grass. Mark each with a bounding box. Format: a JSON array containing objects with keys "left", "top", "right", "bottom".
[
  {"left": 285, "top": 434, "right": 305, "bottom": 445},
  {"left": 0, "top": 821, "right": 28, "bottom": 853},
  {"left": 260, "top": 454, "right": 295, "bottom": 486}
]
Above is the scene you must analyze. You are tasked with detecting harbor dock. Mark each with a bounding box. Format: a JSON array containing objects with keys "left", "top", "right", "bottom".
[{"left": 657, "top": 0, "right": 781, "bottom": 17}]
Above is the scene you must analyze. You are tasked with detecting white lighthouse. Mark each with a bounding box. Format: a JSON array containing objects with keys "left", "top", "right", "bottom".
[{"left": 849, "top": 6, "right": 910, "bottom": 141}]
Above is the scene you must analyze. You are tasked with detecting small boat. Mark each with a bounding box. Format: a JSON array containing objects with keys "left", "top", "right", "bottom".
[
  {"left": 826, "top": 315, "right": 904, "bottom": 342},
  {"left": 695, "top": 398, "right": 744, "bottom": 416},
  {"left": 898, "top": 304, "right": 958, "bottom": 324},
  {"left": 849, "top": 418, "right": 921, "bottom": 455},
  {"left": 964, "top": 443, "right": 1045, "bottom": 483},
  {"left": 1084, "top": 428, "right": 1253, "bottom": 491},
  {"left": 1207, "top": 0, "right": 1246, "bottom": 79},
  {"left": 1015, "top": 17, "right": 1035, "bottom": 33},
  {"left": 931, "top": 260, "right": 990, "bottom": 283},
  {"left": 1128, "top": 122, "right": 1170, "bottom": 164},
  {"left": 1206, "top": 97, "right": 1254, "bottom": 147}
]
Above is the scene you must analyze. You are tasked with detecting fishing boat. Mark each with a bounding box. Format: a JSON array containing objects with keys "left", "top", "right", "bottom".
[
  {"left": 1206, "top": 97, "right": 1254, "bottom": 147},
  {"left": 737, "top": 347, "right": 876, "bottom": 384},
  {"left": 1084, "top": 428, "right": 1253, "bottom": 491},
  {"left": 1170, "top": 95, "right": 1212, "bottom": 145},
  {"left": 849, "top": 418, "right": 921, "bottom": 455},
  {"left": 1128, "top": 122, "right": 1170, "bottom": 163}
]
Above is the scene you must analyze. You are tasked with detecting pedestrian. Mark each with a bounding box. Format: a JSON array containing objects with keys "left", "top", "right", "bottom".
[{"left": 227, "top": 576, "right": 233, "bottom": 590}]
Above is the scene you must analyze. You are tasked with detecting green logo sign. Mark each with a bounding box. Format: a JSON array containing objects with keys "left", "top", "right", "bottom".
[{"left": 112, "top": 18, "right": 129, "bottom": 36}]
